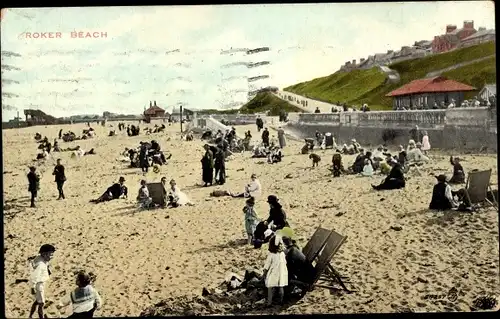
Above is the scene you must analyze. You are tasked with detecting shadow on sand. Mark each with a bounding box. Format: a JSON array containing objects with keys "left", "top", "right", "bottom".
[{"left": 191, "top": 238, "right": 249, "bottom": 254}]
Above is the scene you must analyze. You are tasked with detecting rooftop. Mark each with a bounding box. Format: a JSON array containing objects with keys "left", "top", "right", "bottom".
[{"left": 386, "top": 76, "right": 476, "bottom": 97}]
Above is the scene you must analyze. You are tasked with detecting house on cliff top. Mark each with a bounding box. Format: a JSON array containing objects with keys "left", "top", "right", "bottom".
[
  {"left": 386, "top": 76, "right": 476, "bottom": 110},
  {"left": 432, "top": 20, "right": 477, "bottom": 53}
]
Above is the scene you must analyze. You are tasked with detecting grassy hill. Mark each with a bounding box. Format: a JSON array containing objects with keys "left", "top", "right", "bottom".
[
  {"left": 238, "top": 92, "right": 304, "bottom": 115},
  {"left": 284, "top": 41, "right": 496, "bottom": 110}
]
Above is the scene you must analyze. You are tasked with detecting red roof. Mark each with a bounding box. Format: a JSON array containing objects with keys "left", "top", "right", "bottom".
[
  {"left": 144, "top": 105, "right": 165, "bottom": 115},
  {"left": 386, "top": 77, "right": 476, "bottom": 97}
]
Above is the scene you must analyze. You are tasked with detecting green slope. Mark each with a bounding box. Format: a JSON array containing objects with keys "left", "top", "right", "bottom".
[
  {"left": 284, "top": 42, "right": 496, "bottom": 110},
  {"left": 238, "top": 92, "right": 304, "bottom": 115}
]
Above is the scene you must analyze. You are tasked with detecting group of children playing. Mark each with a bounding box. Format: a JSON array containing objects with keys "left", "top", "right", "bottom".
[{"left": 28, "top": 244, "right": 102, "bottom": 319}]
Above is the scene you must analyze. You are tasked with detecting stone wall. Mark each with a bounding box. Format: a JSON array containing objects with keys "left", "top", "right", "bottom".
[{"left": 285, "top": 108, "right": 497, "bottom": 151}]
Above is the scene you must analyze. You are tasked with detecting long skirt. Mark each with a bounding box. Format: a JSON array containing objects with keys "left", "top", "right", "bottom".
[
  {"left": 374, "top": 178, "right": 405, "bottom": 190},
  {"left": 202, "top": 166, "right": 214, "bottom": 184}
]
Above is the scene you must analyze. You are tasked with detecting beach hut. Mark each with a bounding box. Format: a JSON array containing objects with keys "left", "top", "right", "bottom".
[{"left": 386, "top": 76, "right": 476, "bottom": 109}]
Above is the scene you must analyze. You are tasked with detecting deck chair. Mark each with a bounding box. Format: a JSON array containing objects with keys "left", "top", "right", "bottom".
[
  {"left": 313, "top": 230, "right": 353, "bottom": 293},
  {"left": 146, "top": 182, "right": 167, "bottom": 207},
  {"left": 302, "top": 227, "right": 332, "bottom": 262},
  {"left": 464, "top": 169, "right": 498, "bottom": 210},
  {"left": 293, "top": 229, "right": 353, "bottom": 293}
]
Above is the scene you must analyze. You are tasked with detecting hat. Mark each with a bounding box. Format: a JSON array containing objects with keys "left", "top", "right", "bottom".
[
  {"left": 119, "top": 176, "right": 125, "bottom": 182},
  {"left": 39, "top": 244, "right": 56, "bottom": 254},
  {"left": 267, "top": 195, "right": 279, "bottom": 204},
  {"left": 277, "top": 227, "right": 295, "bottom": 239},
  {"left": 435, "top": 174, "right": 448, "bottom": 183}
]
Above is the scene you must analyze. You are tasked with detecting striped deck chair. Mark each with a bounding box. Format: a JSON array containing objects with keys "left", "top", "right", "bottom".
[
  {"left": 464, "top": 169, "right": 498, "bottom": 210},
  {"left": 146, "top": 182, "right": 166, "bottom": 207}
]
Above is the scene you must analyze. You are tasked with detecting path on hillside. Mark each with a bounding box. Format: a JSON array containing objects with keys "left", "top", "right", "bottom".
[
  {"left": 274, "top": 90, "right": 342, "bottom": 113},
  {"left": 425, "top": 54, "right": 495, "bottom": 78}
]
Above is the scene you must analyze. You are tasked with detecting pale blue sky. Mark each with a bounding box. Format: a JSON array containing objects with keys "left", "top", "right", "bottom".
[{"left": 1, "top": 2, "right": 495, "bottom": 119}]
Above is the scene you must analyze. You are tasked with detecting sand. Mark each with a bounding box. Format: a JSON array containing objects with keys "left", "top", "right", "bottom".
[{"left": 3, "top": 120, "right": 499, "bottom": 317}]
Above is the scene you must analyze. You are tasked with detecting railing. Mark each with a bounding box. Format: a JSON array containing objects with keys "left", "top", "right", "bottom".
[
  {"left": 356, "top": 109, "right": 446, "bottom": 126},
  {"left": 193, "top": 107, "right": 496, "bottom": 130},
  {"left": 298, "top": 113, "right": 341, "bottom": 124}
]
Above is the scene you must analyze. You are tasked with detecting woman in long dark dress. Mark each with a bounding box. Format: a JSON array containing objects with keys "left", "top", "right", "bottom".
[
  {"left": 266, "top": 195, "right": 289, "bottom": 230},
  {"left": 201, "top": 144, "right": 214, "bottom": 187},
  {"left": 372, "top": 159, "right": 406, "bottom": 190},
  {"left": 214, "top": 146, "right": 226, "bottom": 185}
]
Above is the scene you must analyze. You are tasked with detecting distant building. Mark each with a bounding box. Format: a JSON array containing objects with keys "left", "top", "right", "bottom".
[
  {"left": 459, "top": 28, "right": 496, "bottom": 48},
  {"left": 144, "top": 101, "right": 166, "bottom": 118},
  {"left": 432, "top": 20, "right": 477, "bottom": 53},
  {"left": 386, "top": 76, "right": 476, "bottom": 109},
  {"left": 479, "top": 83, "right": 496, "bottom": 101}
]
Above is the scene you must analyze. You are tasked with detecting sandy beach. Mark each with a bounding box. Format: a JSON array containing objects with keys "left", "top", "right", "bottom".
[{"left": 3, "top": 121, "right": 499, "bottom": 317}]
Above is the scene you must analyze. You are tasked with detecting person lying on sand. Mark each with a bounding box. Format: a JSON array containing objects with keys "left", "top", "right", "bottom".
[
  {"left": 231, "top": 174, "right": 262, "bottom": 198},
  {"left": 372, "top": 159, "right": 405, "bottom": 190},
  {"left": 84, "top": 148, "right": 96, "bottom": 156},
  {"left": 448, "top": 156, "right": 465, "bottom": 184},
  {"left": 166, "top": 179, "right": 193, "bottom": 208},
  {"left": 90, "top": 177, "right": 128, "bottom": 203},
  {"left": 57, "top": 270, "right": 102, "bottom": 318},
  {"left": 429, "top": 174, "right": 471, "bottom": 211},
  {"left": 137, "top": 179, "right": 153, "bottom": 209},
  {"left": 28, "top": 244, "right": 56, "bottom": 319}
]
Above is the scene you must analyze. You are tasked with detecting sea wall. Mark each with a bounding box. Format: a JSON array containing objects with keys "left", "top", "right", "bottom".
[{"left": 284, "top": 108, "right": 497, "bottom": 151}]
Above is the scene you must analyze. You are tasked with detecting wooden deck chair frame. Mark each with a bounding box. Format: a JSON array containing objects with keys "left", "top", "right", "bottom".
[
  {"left": 313, "top": 230, "right": 353, "bottom": 293},
  {"left": 146, "top": 182, "right": 166, "bottom": 207},
  {"left": 293, "top": 229, "right": 354, "bottom": 294},
  {"left": 464, "top": 169, "right": 498, "bottom": 211},
  {"left": 302, "top": 227, "right": 332, "bottom": 262}
]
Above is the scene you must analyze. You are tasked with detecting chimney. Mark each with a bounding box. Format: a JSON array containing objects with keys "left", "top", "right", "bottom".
[
  {"left": 149, "top": 101, "right": 152, "bottom": 107},
  {"left": 154, "top": 100, "right": 157, "bottom": 107},
  {"left": 463, "top": 20, "right": 474, "bottom": 29},
  {"left": 352, "top": 59, "right": 356, "bottom": 65},
  {"left": 446, "top": 24, "right": 457, "bottom": 33},
  {"left": 360, "top": 58, "right": 365, "bottom": 63},
  {"left": 478, "top": 27, "right": 486, "bottom": 31}
]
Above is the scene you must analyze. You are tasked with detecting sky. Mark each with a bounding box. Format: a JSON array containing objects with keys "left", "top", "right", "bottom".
[{"left": 1, "top": 1, "right": 496, "bottom": 120}]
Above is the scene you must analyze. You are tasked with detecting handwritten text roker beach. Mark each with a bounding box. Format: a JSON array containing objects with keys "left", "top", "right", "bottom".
[{"left": 22, "top": 32, "right": 108, "bottom": 39}]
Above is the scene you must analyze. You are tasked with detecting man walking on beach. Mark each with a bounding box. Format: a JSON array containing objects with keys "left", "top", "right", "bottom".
[
  {"left": 29, "top": 244, "right": 56, "bottom": 319},
  {"left": 27, "top": 166, "right": 40, "bottom": 208},
  {"left": 52, "top": 159, "right": 66, "bottom": 200}
]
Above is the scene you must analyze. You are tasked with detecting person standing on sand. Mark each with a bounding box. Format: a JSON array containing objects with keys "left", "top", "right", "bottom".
[
  {"left": 201, "top": 144, "right": 214, "bottom": 187},
  {"left": 28, "top": 244, "right": 56, "bottom": 319},
  {"left": 214, "top": 146, "right": 226, "bottom": 185},
  {"left": 139, "top": 142, "right": 149, "bottom": 174},
  {"left": 256, "top": 116, "right": 264, "bottom": 132},
  {"left": 263, "top": 235, "right": 288, "bottom": 306},
  {"left": 243, "top": 197, "right": 260, "bottom": 245},
  {"left": 57, "top": 271, "right": 102, "bottom": 318},
  {"left": 27, "top": 166, "right": 40, "bottom": 208},
  {"left": 261, "top": 128, "right": 270, "bottom": 147},
  {"left": 52, "top": 159, "right": 66, "bottom": 200},
  {"left": 277, "top": 127, "right": 286, "bottom": 149}
]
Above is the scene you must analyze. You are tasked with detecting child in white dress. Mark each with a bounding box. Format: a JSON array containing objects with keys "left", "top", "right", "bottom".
[
  {"left": 263, "top": 235, "right": 288, "bottom": 306},
  {"left": 421, "top": 131, "right": 431, "bottom": 155}
]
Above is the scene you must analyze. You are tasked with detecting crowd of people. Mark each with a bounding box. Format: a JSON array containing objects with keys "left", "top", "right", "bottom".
[{"left": 22, "top": 116, "right": 489, "bottom": 317}]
